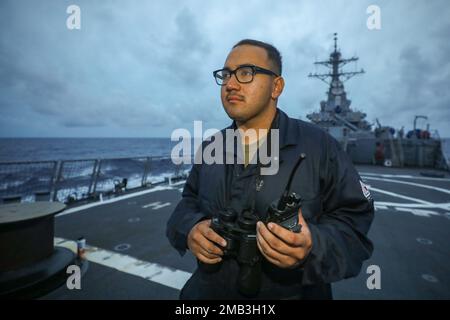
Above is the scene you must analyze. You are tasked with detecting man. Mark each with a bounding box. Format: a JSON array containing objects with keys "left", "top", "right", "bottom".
[{"left": 166, "top": 39, "right": 374, "bottom": 299}]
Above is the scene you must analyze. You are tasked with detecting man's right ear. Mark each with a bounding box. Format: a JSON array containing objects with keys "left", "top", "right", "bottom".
[{"left": 272, "top": 76, "right": 285, "bottom": 100}]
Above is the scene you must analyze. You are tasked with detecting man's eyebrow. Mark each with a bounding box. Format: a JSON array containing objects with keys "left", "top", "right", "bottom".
[{"left": 223, "top": 63, "right": 255, "bottom": 69}]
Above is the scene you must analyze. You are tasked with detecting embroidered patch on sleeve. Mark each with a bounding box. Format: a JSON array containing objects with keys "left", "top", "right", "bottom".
[{"left": 360, "top": 180, "right": 372, "bottom": 200}]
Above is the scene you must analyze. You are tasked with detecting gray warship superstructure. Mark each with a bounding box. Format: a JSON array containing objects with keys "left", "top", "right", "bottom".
[{"left": 307, "top": 34, "right": 448, "bottom": 170}]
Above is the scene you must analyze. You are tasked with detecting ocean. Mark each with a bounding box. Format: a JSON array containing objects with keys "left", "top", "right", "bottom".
[
  {"left": 0, "top": 138, "right": 178, "bottom": 162},
  {"left": 0, "top": 138, "right": 193, "bottom": 202},
  {"left": 1, "top": 137, "right": 448, "bottom": 203},
  {"left": 0, "top": 137, "right": 449, "bottom": 163}
]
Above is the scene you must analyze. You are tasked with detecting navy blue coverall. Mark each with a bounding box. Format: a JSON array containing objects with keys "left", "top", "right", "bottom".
[{"left": 166, "top": 108, "right": 374, "bottom": 299}]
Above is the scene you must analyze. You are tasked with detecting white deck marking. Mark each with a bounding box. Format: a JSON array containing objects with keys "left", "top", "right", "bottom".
[
  {"left": 374, "top": 202, "right": 441, "bottom": 216},
  {"left": 369, "top": 179, "right": 450, "bottom": 215},
  {"left": 394, "top": 208, "right": 440, "bottom": 217},
  {"left": 374, "top": 202, "right": 450, "bottom": 210},
  {"left": 363, "top": 173, "right": 450, "bottom": 214},
  {"left": 56, "top": 181, "right": 186, "bottom": 217},
  {"left": 114, "top": 243, "right": 131, "bottom": 251},
  {"left": 421, "top": 274, "right": 439, "bottom": 283},
  {"left": 142, "top": 201, "right": 171, "bottom": 210},
  {"left": 416, "top": 238, "right": 433, "bottom": 245},
  {"left": 362, "top": 176, "right": 450, "bottom": 195},
  {"left": 54, "top": 237, "right": 192, "bottom": 291},
  {"left": 360, "top": 172, "right": 450, "bottom": 182},
  {"left": 368, "top": 186, "right": 432, "bottom": 205}
]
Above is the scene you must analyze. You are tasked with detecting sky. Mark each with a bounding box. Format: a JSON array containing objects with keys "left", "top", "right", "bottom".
[{"left": 0, "top": 0, "right": 449, "bottom": 138}]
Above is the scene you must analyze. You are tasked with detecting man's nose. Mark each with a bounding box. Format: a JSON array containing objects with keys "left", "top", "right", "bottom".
[{"left": 225, "top": 73, "right": 241, "bottom": 91}]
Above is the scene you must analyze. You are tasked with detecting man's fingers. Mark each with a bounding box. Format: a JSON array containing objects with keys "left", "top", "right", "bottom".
[
  {"left": 257, "top": 226, "right": 295, "bottom": 264},
  {"left": 257, "top": 221, "right": 295, "bottom": 255},
  {"left": 260, "top": 208, "right": 310, "bottom": 247},
  {"left": 256, "top": 237, "right": 283, "bottom": 267},
  {"left": 198, "top": 245, "right": 223, "bottom": 260},
  {"left": 201, "top": 239, "right": 224, "bottom": 257},
  {"left": 193, "top": 232, "right": 224, "bottom": 257},
  {"left": 197, "top": 252, "right": 222, "bottom": 264},
  {"left": 298, "top": 208, "right": 307, "bottom": 225},
  {"left": 190, "top": 232, "right": 223, "bottom": 260},
  {"left": 199, "top": 223, "right": 227, "bottom": 247},
  {"left": 296, "top": 208, "right": 313, "bottom": 250},
  {"left": 188, "top": 220, "right": 225, "bottom": 259},
  {"left": 264, "top": 222, "right": 304, "bottom": 247}
]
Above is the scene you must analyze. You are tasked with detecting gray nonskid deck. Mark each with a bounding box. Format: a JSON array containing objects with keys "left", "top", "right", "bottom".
[{"left": 42, "top": 166, "right": 450, "bottom": 299}]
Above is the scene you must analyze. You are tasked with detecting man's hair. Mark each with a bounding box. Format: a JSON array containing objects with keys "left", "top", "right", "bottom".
[{"left": 233, "top": 39, "right": 282, "bottom": 76}]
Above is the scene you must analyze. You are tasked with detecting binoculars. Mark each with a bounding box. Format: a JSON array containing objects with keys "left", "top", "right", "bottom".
[{"left": 199, "top": 154, "right": 306, "bottom": 297}]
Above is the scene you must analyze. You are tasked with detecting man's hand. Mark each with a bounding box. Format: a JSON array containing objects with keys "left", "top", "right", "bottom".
[
  {"left": 187, "top": 219, "right": 227, "bottom": 264},
  {"left": 256, "top": 208, "right": 313, "bottom": 268}
]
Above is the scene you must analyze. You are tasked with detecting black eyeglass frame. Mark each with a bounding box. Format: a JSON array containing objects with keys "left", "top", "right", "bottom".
[{"left": 212, "top": 64, "right": 280, "bottom": 86}]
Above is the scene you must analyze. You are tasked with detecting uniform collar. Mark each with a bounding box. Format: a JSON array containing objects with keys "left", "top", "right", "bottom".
[
  {"left": 274, "top": 108, "right": 300, "bottom": 149},
  {"left": 227, "top": 107, "right": 299, "bottom": 150}
]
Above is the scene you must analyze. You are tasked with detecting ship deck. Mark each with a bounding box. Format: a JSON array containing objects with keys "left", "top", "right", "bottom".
[{"left": 41, "top": 165, "right": 450, "bottom": 300}]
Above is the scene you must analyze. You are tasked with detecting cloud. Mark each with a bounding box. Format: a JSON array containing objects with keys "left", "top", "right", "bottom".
[{"left": 0, "top": 0, "right": 449, "bottom": 137}]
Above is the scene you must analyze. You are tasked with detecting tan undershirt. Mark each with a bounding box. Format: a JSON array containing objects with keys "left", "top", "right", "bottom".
[{"left": 241, "top": 133, "right": 268, "bottom": 167}]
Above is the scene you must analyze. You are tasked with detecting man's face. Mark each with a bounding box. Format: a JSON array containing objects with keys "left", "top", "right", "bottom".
[{"left": 220, "top": 45, "right": 277, "bottom": 123}]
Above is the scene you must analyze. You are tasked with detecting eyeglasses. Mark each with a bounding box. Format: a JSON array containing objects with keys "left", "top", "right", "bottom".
[{"left": 213, "top": 64, "right": 279, "bottom": 86}]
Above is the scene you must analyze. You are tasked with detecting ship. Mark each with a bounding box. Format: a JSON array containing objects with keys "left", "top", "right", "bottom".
[
  {"left": 1, "top": 35, "right": 450, "bottom": 300},
  {"left": 306, "top": 33, "right": 448, "bottom": 171}
]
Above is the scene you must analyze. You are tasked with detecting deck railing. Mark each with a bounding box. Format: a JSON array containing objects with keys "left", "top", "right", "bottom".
[{"left": 0, "top": 156, "right": 191, "bottom": 204}]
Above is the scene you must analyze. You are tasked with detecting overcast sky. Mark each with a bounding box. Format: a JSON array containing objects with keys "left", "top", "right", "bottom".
[{"left": 0, "top": 0, "right": 449, "bottom": 138}]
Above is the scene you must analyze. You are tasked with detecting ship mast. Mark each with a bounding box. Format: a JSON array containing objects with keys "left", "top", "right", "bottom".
[
  {"left": 308, "top": 33, "right": 364, "bottom": 85},
  {"left": 306, "top": 33, "right": 372, "bottom": 135}
]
